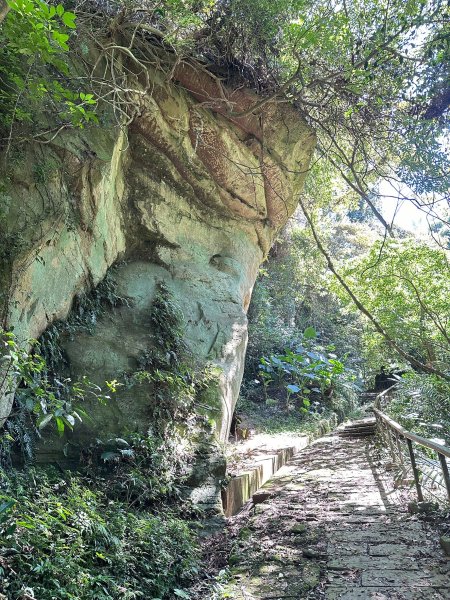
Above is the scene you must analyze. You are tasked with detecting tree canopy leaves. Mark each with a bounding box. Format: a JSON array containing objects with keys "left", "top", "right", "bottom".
[
  {"left": 197, "top": 0, "right": 449, "bottom": 216},
  {"left": 340, "top": 239, "right": 450, "bottom": 372}
]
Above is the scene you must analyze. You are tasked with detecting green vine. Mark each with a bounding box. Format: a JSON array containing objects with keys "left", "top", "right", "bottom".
[
  {"left": 81, "top": 283, "right": 221, "bottom": 508},
  {"left": 0, "top": 328, "right": 115, "bottom": 463},
  {"left": 0, "top": 267, "right": 128, "bottom": 463}
]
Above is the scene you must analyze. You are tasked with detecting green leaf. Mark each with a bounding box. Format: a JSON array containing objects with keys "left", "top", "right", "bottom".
[
  {"left": 0, "top": 500, "right": 15, "bottom": 514},
  {"left": 72, "top": 411, "right": 83, "bottom": 423},
  {"left": 56, "top": 4, "right": 64, "bottom": 17},
  {"left": 37, "top": 413, "right": 53, "bottom": 429},
  {"left": 55, "top": 416, "right": 65, "bottom": 435},
  {"left": 16, "top": 520, "right": 36, "bottom": 529},
  {"left": 5, "top": 523, "right": 17, "bottom": 535},
  {"left": 286, "top": 384, "right": 301, "bottom": 394},
  {"left": 101, "top": 451, "right": 120, "bottom": 462},
  {"left": 62, "top": 11, "right": 76, "bottom": 28},
  {"left": 303, "top": 326, "right": 317, "bottom": 340},
  {"left": 52, "top": 30, "right": 70, "bottom": 50},
  {"left": 64, "top": 414, "right": 75, "bottom": 427}
]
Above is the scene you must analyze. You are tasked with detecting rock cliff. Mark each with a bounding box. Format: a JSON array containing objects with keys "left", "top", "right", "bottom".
[{"left": 0, "top": 60, "right": 315, "bottom": 504}]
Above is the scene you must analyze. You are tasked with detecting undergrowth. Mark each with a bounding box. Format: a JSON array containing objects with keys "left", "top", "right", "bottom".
[
  {"left": 0, "top": 466, "right": 199, "bottom": 600},
  {"left": 235, "top": 395, "right": 339, "bottom": 436},
  {"left": 0, "top": 268, "right": 127, "bottom": 463},
  {"left": 0, "top": 278, "right": 216, "bottom": 599}
]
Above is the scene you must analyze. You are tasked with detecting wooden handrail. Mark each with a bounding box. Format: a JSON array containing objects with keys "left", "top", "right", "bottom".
[
  {"left": 374, "top": 384, "right": 399, "bottom": 409},
  {"left": 373, "top": 407, "right": 450, "bottom": 459}
]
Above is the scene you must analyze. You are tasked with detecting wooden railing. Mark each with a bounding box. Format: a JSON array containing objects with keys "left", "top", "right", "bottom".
[{"left": 373, "top": 405, "right": 450, "bottom": 503}]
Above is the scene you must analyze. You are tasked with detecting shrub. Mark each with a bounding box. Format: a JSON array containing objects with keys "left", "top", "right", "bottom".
[
  {"left": 385, "top": 373, "right": 450, "bottom": 446},
  {"left": 257, "top": 326, "right": 357, "bottom": 415}
]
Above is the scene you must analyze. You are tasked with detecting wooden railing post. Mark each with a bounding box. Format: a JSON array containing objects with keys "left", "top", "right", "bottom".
[
  {"left": 438, "top": 454, "right": 450, "bottom": 502},
  {"left": 373, "top": 406, "right": 450, "bottom": 504},
  {"left": 406, "top": 438, "right": 424, "bottom": 502},
  {"left": 386, "top": 427, "right": 397, "bottom": 463},
  {"left": 395, "top": 432, "right": 407, "bottom": 477}
]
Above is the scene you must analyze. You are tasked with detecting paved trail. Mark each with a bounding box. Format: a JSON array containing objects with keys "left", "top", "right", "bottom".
[{"left": 224, "top": 433, "right": 449, "bottom": 599}]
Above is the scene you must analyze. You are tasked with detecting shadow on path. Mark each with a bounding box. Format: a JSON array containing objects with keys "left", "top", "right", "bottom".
[{"left": 221, "top": 428, "right": 449, "bottom": 600}]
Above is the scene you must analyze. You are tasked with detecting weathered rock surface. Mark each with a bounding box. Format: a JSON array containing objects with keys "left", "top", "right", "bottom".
[{"left": 0, "top": 63, "right": 315, "bottom": 487}]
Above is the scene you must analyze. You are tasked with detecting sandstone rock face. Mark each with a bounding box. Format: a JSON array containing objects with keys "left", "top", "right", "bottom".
[
  {"left": 1, "top": 128, "right": 128, "bottom": 428},
  {"left": 0, "top": 64, "right": 315, "bottom": 485}
]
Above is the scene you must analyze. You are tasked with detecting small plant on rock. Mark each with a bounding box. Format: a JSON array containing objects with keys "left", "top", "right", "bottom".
[{"left": 0, "top": 328, "right": 114, "bottom": 462}]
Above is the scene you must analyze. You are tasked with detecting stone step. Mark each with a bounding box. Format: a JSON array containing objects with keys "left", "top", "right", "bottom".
[
  {"left": 343, "top": 421, "right": 376, "bottom": 426},
  {"left": 338, "top": 430, "right": 376, "bottom": 438},
  {"left": 337, "top": 418, "right": 376, "bottom": 438},
  {"left": 341, "top": 422, "right": 376, "bottom": 427},
  {"left": 341, "top": 429, "right": 376, "bottom": 433},
  {"left": 339, "top": 432, "right": 376, "bottom": 437}
]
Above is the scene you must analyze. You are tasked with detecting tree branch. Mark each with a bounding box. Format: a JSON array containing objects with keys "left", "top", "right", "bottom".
[{"left": 299, "top": 198, "right": 450, "bottom": 381}]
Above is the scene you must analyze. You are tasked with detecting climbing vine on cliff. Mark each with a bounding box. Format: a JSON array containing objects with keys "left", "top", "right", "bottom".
[
  {"left": 0, "top": 327, "right": 117, "bottom": 465},
  {"left": 0, "top": 282, "right": 213, "bottom": 599}
]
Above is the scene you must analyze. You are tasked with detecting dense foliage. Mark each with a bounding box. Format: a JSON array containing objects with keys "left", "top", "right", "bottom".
[
  {"left": 246, "top": 219, "right": 371, "bottom": 380},
  {"left": 339, "top": 239, "right": 450, "bottom": 375},
  {"left": 385, "top": 373, "right": 450, "bottom": 446},
  {"left": 245, "top": 211, "right": 450, "bottom": 439},
  {"left": 258, "top": 326, "right": 355, "bottom": 413},
  {"left": 240, "top": 218, "right": 369, "bottom": 426},
  {"left": 0, "top": 0, "right": 97, "bottom": 136},
  {"left": 0, "top": 467, "right": 199, "bottom": 599},
  {"left": 0, "top": 279, "right": 214, "bottom": 598},
  {"left": 0, "top": 269, "right": 129, "bottom": 460},
  {"left": 0, "top": 328, "right": 116, "bottom": 469}
]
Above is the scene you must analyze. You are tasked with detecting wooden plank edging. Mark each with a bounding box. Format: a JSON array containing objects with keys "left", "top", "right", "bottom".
[{"left": 221, "top": 438, "right": 309, "bottom": 517}]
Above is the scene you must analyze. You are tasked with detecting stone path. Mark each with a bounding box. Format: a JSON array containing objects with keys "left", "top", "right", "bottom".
[{"left": 223, "top": 432, "right": 450, "bottom": 599}]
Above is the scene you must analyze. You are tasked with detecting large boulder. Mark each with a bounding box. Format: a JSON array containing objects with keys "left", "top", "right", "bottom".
[{"left": 1, "top": 61, "right": 315, "bottom": 503}]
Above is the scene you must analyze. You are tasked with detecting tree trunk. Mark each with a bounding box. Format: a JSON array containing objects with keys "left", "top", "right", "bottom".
[{"left": 0, "top": 0, "right": 10, "bottom": 25}]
